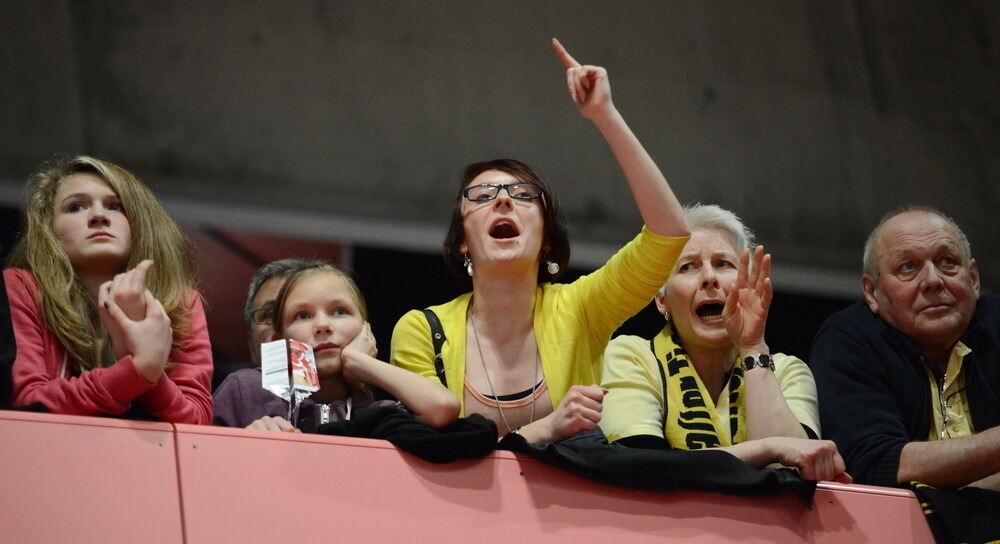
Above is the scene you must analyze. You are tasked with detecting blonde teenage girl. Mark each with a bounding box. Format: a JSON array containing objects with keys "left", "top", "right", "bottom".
[{"left": 5, "top": 156, "right": 212, "bottom": 423}]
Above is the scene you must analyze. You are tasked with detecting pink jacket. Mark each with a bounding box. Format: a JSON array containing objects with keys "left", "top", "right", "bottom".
[{"left": 5, "top": 268, "right": 213, "bottom": 424}]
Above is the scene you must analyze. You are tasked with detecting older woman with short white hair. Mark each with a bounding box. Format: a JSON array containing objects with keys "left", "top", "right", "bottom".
[{"left": 600, "top": 204, "right": 851, "bottom": 482}]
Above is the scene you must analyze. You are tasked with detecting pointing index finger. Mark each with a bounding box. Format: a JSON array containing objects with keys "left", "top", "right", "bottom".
[{"left": 551, "top": 38, "right": 581, "bottom": 68}]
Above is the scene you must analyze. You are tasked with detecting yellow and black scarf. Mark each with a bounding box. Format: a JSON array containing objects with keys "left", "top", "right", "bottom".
[{"left": 650, "top": 323, "right": 746, "bottom": 449}]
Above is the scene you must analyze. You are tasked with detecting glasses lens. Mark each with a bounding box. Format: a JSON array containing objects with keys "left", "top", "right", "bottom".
[
  {"left": 508, "top": 183, "right": 542, "bottom": 200},
  {"left": 466, "top": 184, "right": 498, "bottom": 201},
  {"left": 253, "top": 304, "right": 274, "bottom": 325}
]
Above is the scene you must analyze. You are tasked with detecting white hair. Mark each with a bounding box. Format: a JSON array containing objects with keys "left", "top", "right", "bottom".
[{"left": 658, "top": 203, "right": 756, "bottom": 296}]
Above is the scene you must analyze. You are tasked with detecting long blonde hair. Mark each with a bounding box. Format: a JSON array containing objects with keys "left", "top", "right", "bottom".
[{"left": 7, "top": 156, "right": 196, "bottom": 370}]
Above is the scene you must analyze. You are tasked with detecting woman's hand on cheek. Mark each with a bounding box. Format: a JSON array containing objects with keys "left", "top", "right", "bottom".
[
  {"left": 522, "top": 384, "right": 605, "bottom": 443},
  {"left": 722, "top": 246, "right": 773, "bottom": 355},
  {"left": 246, "top": 416, "right": 300, "bottom": 433},
  {"left": 100, "top": 290, "right": 172, "bottom": 383},
  {"left": 107, "top": 259, "right": 154, "bottom": 322}
]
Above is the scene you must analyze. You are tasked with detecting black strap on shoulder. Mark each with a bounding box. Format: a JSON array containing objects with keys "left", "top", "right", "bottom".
[
  {"left": 649, "top": 338, "right": 668, "bottom": 430},
  {"left": 421, "top": 309, "right": 448, "bottom": 387}
]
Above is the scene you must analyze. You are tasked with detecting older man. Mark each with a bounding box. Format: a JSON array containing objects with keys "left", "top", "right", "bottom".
[{"left": 810, "top": 206, "right": 1000, "bottom": 489}]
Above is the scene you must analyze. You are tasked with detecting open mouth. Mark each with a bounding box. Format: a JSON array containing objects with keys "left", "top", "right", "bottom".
[
  {"left": 695, "top": 302, "right": 725, "bottom": 322},
  {"left": 489, "top": 219, "right": 520, "bottom": 239}
]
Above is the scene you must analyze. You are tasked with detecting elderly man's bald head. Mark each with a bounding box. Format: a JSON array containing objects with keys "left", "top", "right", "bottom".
[
  {"left": 863, "top": 206, "right": 971, "bottom": 278},
  {"left": 861, "top": 206, "right": 980, "bottom": 361}
]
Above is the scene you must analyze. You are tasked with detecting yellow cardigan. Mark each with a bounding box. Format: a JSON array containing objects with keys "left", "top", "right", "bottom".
[{"left": 390, "top": 227, "right": 689, "bottom": 415}]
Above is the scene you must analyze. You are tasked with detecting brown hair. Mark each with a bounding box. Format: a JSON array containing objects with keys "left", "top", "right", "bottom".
[
  {"left": 7, "top": 156, "right": 195, "bottom": 370},
  {"left": 270, "top": 264, "right": 368, "bottom": 339},
  {"left": 442, "top": 159, "right": 569, "bottom": 290}
]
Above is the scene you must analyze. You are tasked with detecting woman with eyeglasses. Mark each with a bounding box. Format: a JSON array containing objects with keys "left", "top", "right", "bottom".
[{"left": 390, "top": 40, "right": 690, "bottom": 442}]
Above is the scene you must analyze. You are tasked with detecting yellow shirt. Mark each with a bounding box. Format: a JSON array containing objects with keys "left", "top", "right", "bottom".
[
  {"left": 600, "top": 332, "right": 820, "bottom": 444},
  {"left": 925, "top": 342, "right": 973, "bottom": 441},
  {"left": 390, "top": 227, "right": 689, "bottom": 415}
]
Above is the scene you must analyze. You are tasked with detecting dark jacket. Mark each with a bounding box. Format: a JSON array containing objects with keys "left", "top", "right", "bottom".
[
  {"left": 499, "top": 429, "right": 815, "bottom": 505},
  {"left": 809, "top": 296, "right": 1000, "bottom": 487}
]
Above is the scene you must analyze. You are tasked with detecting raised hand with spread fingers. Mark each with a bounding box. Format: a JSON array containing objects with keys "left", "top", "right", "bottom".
[{"left": 722, "top": 246, "right": 773, "bottom": 357}]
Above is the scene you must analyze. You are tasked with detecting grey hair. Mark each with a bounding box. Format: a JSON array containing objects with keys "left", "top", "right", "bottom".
[
  {"left": 862, "top": 206, "right": 972, "bottom": 279},
  {"left": 684, "top": 203, "right": 755, "bottom": 251},
  {"left": 243, "top": 258, "right": 328, "bottom": 328},
  {"left": 658, "top": 204, "right": 755, "bottom": 297}
]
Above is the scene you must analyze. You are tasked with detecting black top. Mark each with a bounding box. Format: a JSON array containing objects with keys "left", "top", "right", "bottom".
[{"left": 809, "top": 296, "right": 1000, "bottom": 487}]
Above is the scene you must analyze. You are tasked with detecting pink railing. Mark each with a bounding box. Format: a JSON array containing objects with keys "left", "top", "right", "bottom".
[{"left": 1, "top": 411, "right": 933, "bottom": 543}]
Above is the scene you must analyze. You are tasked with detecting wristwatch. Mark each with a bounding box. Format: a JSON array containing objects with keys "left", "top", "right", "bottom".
[{"left": 743, "top": 353, "right": 775, "bottom": 372}]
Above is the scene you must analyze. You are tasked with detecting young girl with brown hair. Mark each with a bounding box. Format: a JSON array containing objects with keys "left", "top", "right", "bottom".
[{"left": 214, "top": 263, "right": 458, "bottom": 432}]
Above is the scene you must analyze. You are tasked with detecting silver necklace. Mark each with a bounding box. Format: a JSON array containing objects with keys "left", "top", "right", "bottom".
[{"left": 470, "top": 310, "right": 540, "bottom": 435}]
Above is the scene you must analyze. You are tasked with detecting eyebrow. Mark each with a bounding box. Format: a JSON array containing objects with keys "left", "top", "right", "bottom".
[
  {"left": 471, "top": 178, "right": 519, "bottom": 186},
  {"left": 58, "top": 192, "right": 120, "bottom": 205},
  {"left": 891, "top": 241, "right": 962, "bottom": 259},
  {"left": 286, "top": 297, "right": 355, "bottom": 310},
  {"left": 253, "top": 300, "right": 276, "bottom": 312},
  {"left": 678, "top": 250, "right": 737, "bottom": 261},
  {"left": 58, "top": 192, "right": 91, "bottom": 204}
]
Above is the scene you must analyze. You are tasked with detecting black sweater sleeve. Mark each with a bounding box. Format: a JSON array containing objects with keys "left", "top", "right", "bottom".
[{"left": 809, "top": 305, "right": 916, "bottom": 488}]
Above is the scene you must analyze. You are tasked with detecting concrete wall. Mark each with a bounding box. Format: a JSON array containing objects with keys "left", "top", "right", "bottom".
[{"left": 2, "top": 1, "right": 997, "bottom": 293}]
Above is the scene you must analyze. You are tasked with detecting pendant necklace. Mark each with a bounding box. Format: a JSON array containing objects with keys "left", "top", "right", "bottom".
[{"left": 470, "top": 310, "right": 540, "bottom": 435}]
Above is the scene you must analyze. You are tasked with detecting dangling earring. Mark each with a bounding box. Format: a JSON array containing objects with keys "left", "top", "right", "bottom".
[
  {"left": 547, "top": 260, "right": 560, "bottom": 275},
  {"left": 663, "top": 312, "right": 671, "bottom": 323},
  {"left": 464, "top": 254, "right": 473, "bottom": 277}
]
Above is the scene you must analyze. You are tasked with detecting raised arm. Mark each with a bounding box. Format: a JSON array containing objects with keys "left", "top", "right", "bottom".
[
  {"left": 552, "top": 38, "right": 688, "bottom": 238},
  {"left": 722, "top": 247, "right": 808, "bottom": 440}
]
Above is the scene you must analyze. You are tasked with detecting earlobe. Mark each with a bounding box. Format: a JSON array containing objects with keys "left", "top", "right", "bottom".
[
  {"left": 862, "top": 275, "right": 879, "bottom": 314},
  {"left": 654, "top": 293, "right": 669, "bottom": 315}
]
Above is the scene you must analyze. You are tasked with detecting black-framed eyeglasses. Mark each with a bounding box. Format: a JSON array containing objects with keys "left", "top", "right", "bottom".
[
  {"left": 251, "top": 302, "right": 275, "bottom": 325},
  {"left": 463, "top": 183, "right": 544, "bottom": 202}
]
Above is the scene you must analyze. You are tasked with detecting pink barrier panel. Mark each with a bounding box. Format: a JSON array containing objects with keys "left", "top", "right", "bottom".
[
  {"left": 0, "top": 411, "right": 184, "bottom": 544},
  {"left": 174, "top": 425, "right": 933, "bottom": 543}
]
